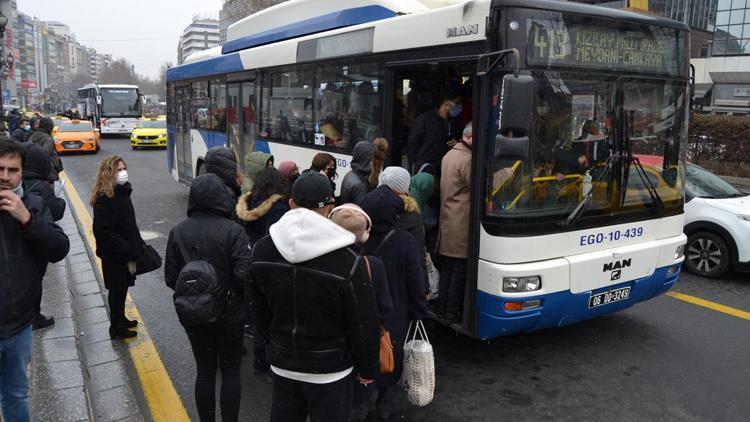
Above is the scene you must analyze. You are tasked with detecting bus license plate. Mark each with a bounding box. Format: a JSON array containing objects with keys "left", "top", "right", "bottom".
[{"left": 588, "top": 287, "right": 630, "bottom": 308}]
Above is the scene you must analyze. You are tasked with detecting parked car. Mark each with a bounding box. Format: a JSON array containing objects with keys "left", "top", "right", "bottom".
[{"left": 683, "top": 163, "right": 750, "bottom": 278}]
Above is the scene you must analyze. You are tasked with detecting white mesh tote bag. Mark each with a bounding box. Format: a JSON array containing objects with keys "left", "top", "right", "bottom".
[{"left": 400, "top": 320, "right": 435, "bottom": 406}]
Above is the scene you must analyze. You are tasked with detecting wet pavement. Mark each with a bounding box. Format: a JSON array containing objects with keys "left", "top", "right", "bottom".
[{"left": 56, "top": 135, "right": 750, "bottom": 421}]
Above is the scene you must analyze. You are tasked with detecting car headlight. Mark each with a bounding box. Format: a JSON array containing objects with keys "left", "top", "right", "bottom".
[
  {"left": 502, "top": 276, "right": 542, "bottom": 293},
  {"left": 738, "top": 214, "right": 750, "bottom": 222},
  {"left": 675, "top": 244, "right": 685, "bottom": 260}
]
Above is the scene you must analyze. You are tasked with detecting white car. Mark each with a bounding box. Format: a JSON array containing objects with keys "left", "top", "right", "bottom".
[{"left": 683, "top": 163, "right": 750, "bottom": 278}]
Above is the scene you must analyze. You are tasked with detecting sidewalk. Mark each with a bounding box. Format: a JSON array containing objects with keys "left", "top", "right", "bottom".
[{"left": 30, "top": 200, "right": 146, "bottom": 422}]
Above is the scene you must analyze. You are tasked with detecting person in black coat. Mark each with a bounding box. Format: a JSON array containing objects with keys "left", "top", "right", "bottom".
[
  {"left": 203, "top": 146, "right": 242, "bottom": 204},
  {"left": 406, "top": 91, "right": 463, "bottom": 175},
  {"left": 361, "top": 184, "right": 429, "bottom": 421},
  {"left": 11, "top": 118, "right": 32, "bottom": 143},
  {"left": 165, "top": 173, "right": 250, "bottom": 422},
  {"left": 91, "top": 156, "right": 144, "bottom": 339},
  {"left": 23, "top": 144, "right": 66, "bottom": 329},
  {"left": 23, "top": 144, "right": 65, "bottom": 221}
]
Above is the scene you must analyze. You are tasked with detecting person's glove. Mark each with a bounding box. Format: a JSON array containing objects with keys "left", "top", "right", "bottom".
[{"left": 127, "top": 261, "right": 137, "bottom": 275}]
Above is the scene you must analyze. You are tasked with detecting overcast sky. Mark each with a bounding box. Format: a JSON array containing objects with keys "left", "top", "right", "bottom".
[{"left": 18, "top": 0, "right": 223, "bottom": 79}]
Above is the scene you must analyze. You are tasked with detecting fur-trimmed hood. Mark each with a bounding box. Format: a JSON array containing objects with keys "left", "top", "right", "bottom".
[{"left": 236, "top": 193, "right": 285, "bottom": 222}]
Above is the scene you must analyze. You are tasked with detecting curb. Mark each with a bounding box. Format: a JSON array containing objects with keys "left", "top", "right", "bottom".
[{"left": 30, "top": 196, "right": 147, "bottom": 422}]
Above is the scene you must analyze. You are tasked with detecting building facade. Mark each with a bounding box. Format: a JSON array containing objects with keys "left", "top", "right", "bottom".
[
  {"left": 177, "top": 17, "right": 220, "bottom": 64},
  {"left": 693, "top": 0, "right": 750, "bottom": 115}
]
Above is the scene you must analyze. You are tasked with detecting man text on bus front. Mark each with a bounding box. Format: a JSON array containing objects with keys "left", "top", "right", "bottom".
[
  {"left": 406, "top": 91, "right": 462, "bottom": 176},
  {"left": 438, "top": 122, "right": 473, "bottom": 322}
]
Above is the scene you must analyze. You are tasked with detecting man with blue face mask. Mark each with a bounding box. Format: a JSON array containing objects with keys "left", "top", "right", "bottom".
[
  {"left": 10, "top": 118, "right": 32, "bottom": 143},
  {"left": 0, "top": 138, "right": 70, "bottom": 422},
  {"left": 406, "top": 91, "right": 462, "bottom": 177}
]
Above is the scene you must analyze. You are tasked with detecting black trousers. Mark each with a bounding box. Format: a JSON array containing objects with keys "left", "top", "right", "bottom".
[
  {"left": 185, "top": 323, "right": 244, "bottom": 422},
  {"left": 271, "top": 372, "right": 353, "bottom": 422},
  {"left": 107, "top": 287, "right": 128, "bottom": 328},
  {"left": 439, "top": 256, "right": 468, "bottom": 314}
]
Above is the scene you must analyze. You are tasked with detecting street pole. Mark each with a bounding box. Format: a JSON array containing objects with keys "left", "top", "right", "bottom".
[{"left": 0, "top": 12, "right": 6, "bottom": 132}]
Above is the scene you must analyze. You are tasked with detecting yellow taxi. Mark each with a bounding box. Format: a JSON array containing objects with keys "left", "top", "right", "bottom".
[
  {"left": 131, "top": 117, "right": 167, "bottom": 149},
  {"left": 50, "top": 116, "right": 71, "bottom": 135},
  {"left": 53, "top": 120, "right": 100, "bottom": 154}
]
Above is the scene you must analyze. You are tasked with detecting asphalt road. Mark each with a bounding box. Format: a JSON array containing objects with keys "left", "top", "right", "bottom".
[{"left": 61, "top": 135, "right": 750, "bottom": 422}]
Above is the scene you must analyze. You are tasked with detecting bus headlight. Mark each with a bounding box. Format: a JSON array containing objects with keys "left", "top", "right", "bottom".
[
  {"left": 675, "top": 244, "right": 685, "bottom": 260},
  {"left": 503, "top": 276, "right": 542, "bottom": 293}
]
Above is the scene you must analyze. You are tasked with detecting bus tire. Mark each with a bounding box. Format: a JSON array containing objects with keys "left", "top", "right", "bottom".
[{"left": 685, "top": 231, "right": 730, "bottom": 278}]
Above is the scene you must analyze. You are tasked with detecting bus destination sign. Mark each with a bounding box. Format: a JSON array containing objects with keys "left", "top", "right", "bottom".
[{"left": 526, "top": 17, "right": 676, "bottom": 75}]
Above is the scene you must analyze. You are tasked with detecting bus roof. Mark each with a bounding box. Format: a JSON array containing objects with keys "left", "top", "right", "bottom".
[
  {"left": 492, "top": 0, "right": 690, "bottom": 31},
  {"left": 78, "top": 84, "right": 139, "bottom": 90}
]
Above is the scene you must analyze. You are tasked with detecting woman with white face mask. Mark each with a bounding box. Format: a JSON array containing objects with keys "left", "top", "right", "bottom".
[{"left": 90, "top": 156, "right": 145, "bottom": 339}]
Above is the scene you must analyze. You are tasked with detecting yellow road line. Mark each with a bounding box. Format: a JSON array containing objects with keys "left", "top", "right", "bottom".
[
  {"left": 666, "top": 291, "right": 750, "bottom": 321},
  {"left": 60, "top": 171, "right": 189, "bottom": 422}
]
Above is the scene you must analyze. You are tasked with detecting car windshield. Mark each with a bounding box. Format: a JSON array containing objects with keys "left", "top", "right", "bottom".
[
  {"left": 58, "top": 123, "right": 92, "bottom": 132},
  {"left": 138, "top": 120, "right": 166, "bottom": 129},
  {"left": 53, "top": 119, "right": 70, "bottom": 126},
  {"left": 486, "top": 72, "right": 685, "bottom": 225},
  {"left": 685, "top": 164, "right": 745, "bottom": 199}
]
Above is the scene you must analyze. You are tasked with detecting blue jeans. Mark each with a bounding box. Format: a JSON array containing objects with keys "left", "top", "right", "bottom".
[{"left": 0, "top": 325, "right": 32, "bottom": 422}]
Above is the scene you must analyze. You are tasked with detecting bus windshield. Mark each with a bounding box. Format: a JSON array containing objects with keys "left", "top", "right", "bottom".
[
  {"left": 101, "top": 88, "right": 141, "bottom": 118},
  {"left": 485, "top": 9, "right": 688, "bottom": 230}
]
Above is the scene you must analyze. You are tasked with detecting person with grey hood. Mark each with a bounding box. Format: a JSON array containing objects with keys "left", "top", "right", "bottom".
[
  {"left": 339, "top": 138, "right": 388, "bottom": 205},
  {"left": 249, "top": 170, "right": 380, "bottom": 422},
  {"left": 28, "top": 117, "right": 63, "bottom": 182}
]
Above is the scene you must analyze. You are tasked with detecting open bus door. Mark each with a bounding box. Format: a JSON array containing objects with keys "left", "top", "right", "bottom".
[{"left": 384, "top": 58, "right": 480, "bottom": 337}]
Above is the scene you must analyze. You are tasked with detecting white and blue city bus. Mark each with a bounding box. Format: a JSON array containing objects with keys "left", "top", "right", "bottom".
[{"left": 166, "top": 0, "right": 689, "bottom": 339}]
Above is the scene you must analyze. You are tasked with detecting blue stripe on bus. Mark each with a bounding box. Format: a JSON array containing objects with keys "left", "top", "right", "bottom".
[
  {"left": 197, "top": 130, "right": 228, "bottom": 149},
  {"left": 221, "top": 5, "right": 397, "bottom": 55},
  {"left": 167, "top": 52, "right": 244, "bottom": 82},
  {"left": 475, "top": 265, "right": 681, "bottom": 339},
  {"left": 254, "top": 140, "right": 271, "bottom": 154}
]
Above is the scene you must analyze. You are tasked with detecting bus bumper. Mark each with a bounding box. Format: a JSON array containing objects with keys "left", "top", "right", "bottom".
[{"left": 475, "top": 264, "right": 682, "bottom": 340}]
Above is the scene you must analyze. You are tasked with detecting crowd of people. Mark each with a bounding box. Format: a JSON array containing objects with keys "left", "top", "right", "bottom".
[
  {"left": 0, "top": 88, "right": 474, "bottom": 421},
  {"left": 153, "top": 109, "right": 473, "bottom": 420}
]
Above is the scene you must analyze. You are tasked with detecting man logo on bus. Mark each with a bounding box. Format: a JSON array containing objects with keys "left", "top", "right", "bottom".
[
  {"left": 603, "top": 259, "right": 631, "bottom": 273},
  {"left": 610, "top": 270, "right": 622, "bottom": 281},
  {"left": 447, "top": 24, "right": 479, "bottom": 38}
]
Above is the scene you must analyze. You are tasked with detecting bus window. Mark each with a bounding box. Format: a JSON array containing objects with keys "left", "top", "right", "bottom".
[
  {"left": 209, "top": 79, "right": 227, "bottom": 133},
  {"left": 191, "top": 80, "right": 209, "bottom": 130},
  {"left": 315, "top": 61, "right": 383, "bottom": 150},
  {"left": 263, "top": 69, "right": 314, "bottom": 145}
]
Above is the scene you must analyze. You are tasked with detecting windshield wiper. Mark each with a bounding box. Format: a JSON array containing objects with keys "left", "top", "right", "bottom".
[
  {"left": 623, "top": 156, "right": 664, "bottom": 211},
  {"left": 560, "top": 154, "right": 616, "bottom": 229}
]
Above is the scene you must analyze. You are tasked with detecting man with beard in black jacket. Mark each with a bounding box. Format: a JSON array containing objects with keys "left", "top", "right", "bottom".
[
  {"left": 23, "top": 144, "right": 66, "bottom": 329},
  {"left": 0, "top": 138, "right": 69, "bottom": 421},
  {"left": 165, "top": 173, "right": 250, "bottom": 422},
  {"left": 250, "top": 171, "right": 380, "bottom": 422}
]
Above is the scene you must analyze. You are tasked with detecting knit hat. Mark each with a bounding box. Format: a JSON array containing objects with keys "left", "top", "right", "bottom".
[
  {"left": 378, "top": 166, "right": 411, "bottom": 194},
  {"left": 329, "top": 204, "right": 372, "bottom": 243},
  {"left": 278, "top": 161, "right": 298, "bottom": 179}
]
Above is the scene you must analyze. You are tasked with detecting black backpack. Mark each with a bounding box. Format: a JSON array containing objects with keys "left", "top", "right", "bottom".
[{"left": 172, "top": 225, "right": 230, "bottom": 327}]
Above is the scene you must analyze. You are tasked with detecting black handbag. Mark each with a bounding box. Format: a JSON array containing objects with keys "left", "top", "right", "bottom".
[{"left": 136, "top": 242, "right": 162, "bottom": 275}]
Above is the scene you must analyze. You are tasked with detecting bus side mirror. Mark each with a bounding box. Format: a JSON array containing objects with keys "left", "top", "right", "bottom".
[
  {"left": 495, "top": 134, "right": 529, "bottom": 160},
  {"left": 499, "top": 74, "right": 534, "bottom": 137}
]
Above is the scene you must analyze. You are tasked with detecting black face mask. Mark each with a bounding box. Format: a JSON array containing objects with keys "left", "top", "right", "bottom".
[
  {"left": 289, "top": 174, "right": 300, "bottom": 186},
  {"left": 326, "top": 167, "right": 336, "bottom": 180}
]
